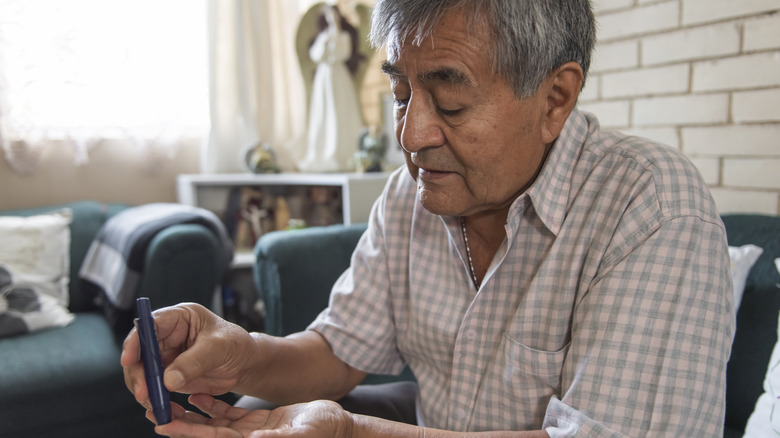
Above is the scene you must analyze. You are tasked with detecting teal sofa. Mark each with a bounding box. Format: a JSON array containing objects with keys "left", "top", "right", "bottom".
[
  {"left": 252, "top": 214, "right": 780, "bottom": 436},
  {"left": 0, "top": 200, "right": 229, "bottom": 438}
]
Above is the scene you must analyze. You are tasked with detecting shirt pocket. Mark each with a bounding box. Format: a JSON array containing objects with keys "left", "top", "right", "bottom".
[{"left": 501, "top": 334, "right": 570, "bottom": 405}]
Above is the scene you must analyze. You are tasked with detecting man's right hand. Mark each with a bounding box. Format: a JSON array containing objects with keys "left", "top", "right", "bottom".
[{"left": 121, "top": 302, "right": 256, "bottom": 407}]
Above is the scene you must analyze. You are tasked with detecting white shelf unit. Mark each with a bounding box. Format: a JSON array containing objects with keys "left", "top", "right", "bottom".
[{"left": 177, "top": 172, "right": 390, "bottom": 267}]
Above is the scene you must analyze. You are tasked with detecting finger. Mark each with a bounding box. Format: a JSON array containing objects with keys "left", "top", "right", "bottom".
[
  {"left": 121, "top": 326, "right": 148, "bottom": 401},
  {"left": 120, "top": 326, "right": 140, "bottom": 367},
  {"left": 145, "top": 402, "right": 190, "bottom": 426},
  {"left": 175, "top": 403, "right": 216, "bottom": 426},
  {"left": 189, "top": 394, "right": 249, "bottom": 422},
  {"left": 150, "top": 404, "right": 214, "bottom": 432},
  {"left": 144, "top": 304, "right": 200, "bottom": 366},
  {"left": 123, "top": 361, "right": 149, "bottom": 404},
  {"left": 248, "top": 432, "right": 289, "bottom": 438},
  {"left": 145, "top": 409, "right": 158, "bottom": 425}
]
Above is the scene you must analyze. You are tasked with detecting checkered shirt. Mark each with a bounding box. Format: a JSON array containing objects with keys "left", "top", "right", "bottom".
[{"left": 309, "top": 109, "right": 734, "bottom": 436}]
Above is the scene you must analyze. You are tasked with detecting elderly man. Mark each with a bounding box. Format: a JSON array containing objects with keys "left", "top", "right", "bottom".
[{"left": 122, "top": 0, "right": 733, "bottom": 436}]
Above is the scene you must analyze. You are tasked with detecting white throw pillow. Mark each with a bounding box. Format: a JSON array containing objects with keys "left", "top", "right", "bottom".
[
  {"left": 729, "top": 244, "right": 763, "bottom": 313},
  {"left": 0, "top": 210, "right": 75, "bottom": 338}
]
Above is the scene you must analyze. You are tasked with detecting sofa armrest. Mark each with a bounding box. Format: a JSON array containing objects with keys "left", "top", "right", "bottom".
[
  {"left": 253, "top": 223, "right": 367, "bottom": 337},
  {"left": 140, "top": 223, "right": 226, "bottom": 311}
]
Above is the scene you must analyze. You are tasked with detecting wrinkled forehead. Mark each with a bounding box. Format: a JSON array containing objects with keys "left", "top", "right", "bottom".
[{"left": 384, "top": 6, "right": 490, "bottom": 64}]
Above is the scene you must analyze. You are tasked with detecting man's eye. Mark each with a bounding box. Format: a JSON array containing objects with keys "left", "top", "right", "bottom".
[
  {"left": 394, "top": 97, "right": 409, "bottom": 107},
  {"left": 438, "top": 107, "right": 462, "bottom": 117}
]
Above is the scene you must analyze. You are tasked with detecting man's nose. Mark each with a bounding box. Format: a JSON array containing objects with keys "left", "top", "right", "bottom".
[{"left": 399, "top": 95, "right": 445, "bottom": 154}]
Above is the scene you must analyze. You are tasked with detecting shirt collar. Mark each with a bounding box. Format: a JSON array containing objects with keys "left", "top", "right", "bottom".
[{"left": 520, "top": 108, "right": 595, "bottom": 236}]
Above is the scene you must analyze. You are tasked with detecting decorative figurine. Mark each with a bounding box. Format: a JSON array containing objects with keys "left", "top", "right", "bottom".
[
  {"left": 243, "top": 142, "right": 280, "bottom": 174},
  {"left": 295, "top": 2, "right": 374, "bottom": 172},
  {"left": 353, "top": 125, "right": 387, "bottom": 173}
]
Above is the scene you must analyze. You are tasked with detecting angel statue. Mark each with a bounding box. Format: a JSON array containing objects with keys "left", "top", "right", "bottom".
[{"left": 296, "top": 2, "right": 373, "bottom": 172}]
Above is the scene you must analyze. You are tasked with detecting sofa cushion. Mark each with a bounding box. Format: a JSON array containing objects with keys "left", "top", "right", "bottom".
[{"left": 0, "top": 312, "right": 149, "bottom": 436}]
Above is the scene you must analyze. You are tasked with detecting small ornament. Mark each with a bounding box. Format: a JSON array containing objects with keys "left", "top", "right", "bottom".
[
  {"left": 353, "top": 126, "right": 387, "bottom": 173},
  {"left": 243, "top": 142, "right": 280, "bottom": 174}
]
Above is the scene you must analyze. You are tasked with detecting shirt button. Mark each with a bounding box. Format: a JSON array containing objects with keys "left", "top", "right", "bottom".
[
  {"left": 456, "top": 407, "right": 467, "bottom": 419},
  {"left": 465, "top": 329, "right": 476, "bottom": 341}
]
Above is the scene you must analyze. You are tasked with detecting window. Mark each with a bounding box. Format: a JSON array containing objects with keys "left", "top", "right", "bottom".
[{"left": 0, "top": 0, "right": 208, "bottom": 172}]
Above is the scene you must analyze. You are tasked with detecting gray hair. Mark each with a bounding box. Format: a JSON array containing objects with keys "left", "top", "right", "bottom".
[{"left": 370, "top": 0, "right": 596, "bottom": 98}]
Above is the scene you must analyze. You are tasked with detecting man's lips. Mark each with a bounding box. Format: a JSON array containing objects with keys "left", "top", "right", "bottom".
[{"left": 417, "top": 168, "right": 455, "bottom": 181}]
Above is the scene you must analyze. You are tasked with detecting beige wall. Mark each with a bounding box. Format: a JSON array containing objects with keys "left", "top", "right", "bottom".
[{"left": 0, "top": 141, "right": 200, "bottom": 210}]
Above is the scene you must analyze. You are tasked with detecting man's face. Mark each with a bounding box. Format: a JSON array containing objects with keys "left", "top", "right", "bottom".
[{"left": 382, "top": 9, "right": 551, "bottom": 218}]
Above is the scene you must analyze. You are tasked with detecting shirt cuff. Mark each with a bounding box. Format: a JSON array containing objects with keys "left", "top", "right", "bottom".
[{"left": 543, "top": 396, "right": 625, "bottom": 438}]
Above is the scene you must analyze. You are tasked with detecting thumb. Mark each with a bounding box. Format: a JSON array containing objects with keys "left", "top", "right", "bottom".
[
  {"left": 163, "top": 340, "right": 220, "bottom": 392},
  {"left": 163, "top": 368, "right": 187, "bottom": 393}
]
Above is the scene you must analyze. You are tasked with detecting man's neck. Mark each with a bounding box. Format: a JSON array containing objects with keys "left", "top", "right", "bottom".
[{"left": 462, "top": 208, "right": 510, "bottom": 284}]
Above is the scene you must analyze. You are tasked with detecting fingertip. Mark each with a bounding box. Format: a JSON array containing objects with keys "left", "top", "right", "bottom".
[
  {"left": 170, "top": 401, "right": 187, "bottom": 417},
  {"left": 164, "top": 369, "right": 185, "bottom": 391},
  {"left": 136, "top": 392, "right": 152, "bottom": 412},
  {"left": 188, "top": 393, "right": 214, "bottom": 407},
  {"left": 154, "top": 423, "right": 172, "bottom": 437},
  {"left": 144, "top": 409, "right": 158, "bottom": 425},
  {"left": 119, "top": 348, "right": 134, "bottom": 368}
]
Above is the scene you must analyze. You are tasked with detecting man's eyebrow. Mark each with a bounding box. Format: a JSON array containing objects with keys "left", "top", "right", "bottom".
[
  {"left": 419, "top": 67, "right": 473, "bottom": 88},
  {"left": 381, "top": 61, "right": 404, "bottom": 78},
  {"left": 381, "top": 62, "right": 474, "bottom": 88}
]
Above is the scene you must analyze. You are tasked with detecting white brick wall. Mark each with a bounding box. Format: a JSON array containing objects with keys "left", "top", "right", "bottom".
[
  {"left": 682, "top": 0, "right": 780, "bottom": 26},
  {"left": 597, "top": 1, "right": 680, "bottom": 41},
  {"left": 693, "top": 52, "right": 780, "bottom": 92},
  {"left": 724, "top": 158, "right": 780, "bottom": 189},
  {"left": 641, "top": 22, "right": 741, "bottom": 65},
  {"left": 601, "top": 64, "right": 689, "bottom": 98},
  {"left": 744, "top": 14, "right": 780, "bottom": 51},
  {"left": 683, "top": 125, "right": 780, "bottom": 156},
  {"left": 633, "top": 94, "right": 730, "bottom": 126},
  {"left": 733, "top": 88, "right": 780, "bottom": 123},
  {"left": 590, "top": 40, "right": 638, "bottom": 72},
  {"left": 580, "top": 1, "right": 780, "bottom": 214}
]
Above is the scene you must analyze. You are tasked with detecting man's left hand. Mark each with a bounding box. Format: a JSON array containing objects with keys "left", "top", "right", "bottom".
[{"left": 153, "top": 395, "right": 354, "bottom": 438}]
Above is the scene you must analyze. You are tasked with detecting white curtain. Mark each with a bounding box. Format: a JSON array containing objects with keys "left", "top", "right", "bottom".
[
  {"left": 0, "top": 0, "right": 209, "bottom": 175},
  {"left": 204, "top": 0, "right": 307, "bottom": 173}
]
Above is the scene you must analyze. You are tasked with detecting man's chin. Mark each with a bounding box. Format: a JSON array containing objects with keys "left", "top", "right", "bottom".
[{"left": 418, "top": 192, "right": 461, "bottom": 217}]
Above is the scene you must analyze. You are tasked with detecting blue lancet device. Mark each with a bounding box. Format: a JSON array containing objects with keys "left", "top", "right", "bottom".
[{"left": 136, "top": 297, "right": 172, "bottom": 425}]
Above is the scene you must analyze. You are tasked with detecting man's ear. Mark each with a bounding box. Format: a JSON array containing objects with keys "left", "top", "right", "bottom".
[{"left": 541, "top": 62, "right": 584, "bottom": 144}]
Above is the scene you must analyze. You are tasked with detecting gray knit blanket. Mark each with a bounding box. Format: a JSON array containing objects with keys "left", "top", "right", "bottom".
[{"left": 80, "top": 203, "right": 233, "bottom": 310}]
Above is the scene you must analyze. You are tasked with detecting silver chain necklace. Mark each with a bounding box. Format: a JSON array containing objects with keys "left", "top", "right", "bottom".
[{"left": 461, "top": 216, "right": 480, "bottom": 288}]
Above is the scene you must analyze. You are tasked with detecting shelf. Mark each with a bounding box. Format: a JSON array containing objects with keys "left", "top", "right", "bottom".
[{"left": 177, "top": 172, "right": 390, "bottom": 267}]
